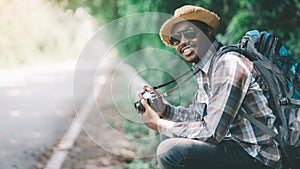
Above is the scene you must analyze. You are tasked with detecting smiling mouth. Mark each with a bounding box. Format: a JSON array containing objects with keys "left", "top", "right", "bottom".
[{"left": 180, "top": 45, "right": 194, "bottom": 56}]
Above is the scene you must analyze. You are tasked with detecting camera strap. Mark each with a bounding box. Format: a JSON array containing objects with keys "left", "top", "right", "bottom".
[
  {"left": 152, "top": 42, "right": 222, "bottom": 97},
  {"left": 152, "top": 67, "right": 201, "bottom": 97},
  {"left": 152, "top": 69, "right": 192, "bottom": 90}
]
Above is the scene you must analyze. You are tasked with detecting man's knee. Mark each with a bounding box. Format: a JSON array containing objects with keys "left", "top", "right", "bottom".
[
  {"left": 157, "top": 138, "right": 210, "bottom": 167},
  {"left": 157, "top": 138, "right": 211, "bottom": 157},
  {"left": 157, "top": 138, "right": 219, "bottom": 168},
  {"left": 157, "top": 138, "right": 187, "bottom": 168}
]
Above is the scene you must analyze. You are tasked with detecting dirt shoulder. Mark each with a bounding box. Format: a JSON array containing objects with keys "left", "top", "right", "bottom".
[
  {"left": 33, "top": 63, "right": 160, "bottom": 169},
  {"left": 59, "top": 65, "right": 160, "bottom": 169}
]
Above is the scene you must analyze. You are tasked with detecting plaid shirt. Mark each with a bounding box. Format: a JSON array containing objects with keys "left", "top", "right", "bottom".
[{"left": 158, "top": 43, "right": 281, "bottom": 168}]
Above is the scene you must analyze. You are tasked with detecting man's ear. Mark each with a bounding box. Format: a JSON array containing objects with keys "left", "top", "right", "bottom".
[{"left": 207, "top": 29, "right": 214, "bottom": 40}]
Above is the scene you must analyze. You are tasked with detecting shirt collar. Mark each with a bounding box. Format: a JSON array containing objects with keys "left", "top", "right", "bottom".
[{"left": 193, "top": 41, "right": 220, "bottom": 74}]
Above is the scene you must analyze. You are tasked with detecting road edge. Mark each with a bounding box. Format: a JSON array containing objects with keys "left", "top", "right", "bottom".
[{"left": 44, "top": 74, "right": 108, "bottom": 169}]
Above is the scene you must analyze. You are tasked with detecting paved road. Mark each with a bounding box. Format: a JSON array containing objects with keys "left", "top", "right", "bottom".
[{"left": 0, "top": 61, "right": 94, "bottom": 169}]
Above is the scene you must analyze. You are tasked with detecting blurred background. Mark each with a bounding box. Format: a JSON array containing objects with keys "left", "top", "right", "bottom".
[
  {"left": 1, "top": 0, "right": 300, "bottom": 78},
  {"left": 59, "top": 0, "right": 300, "bottom": 98},
  {"left": 0, "top": 0, "right": 299, "bottom": 169}
]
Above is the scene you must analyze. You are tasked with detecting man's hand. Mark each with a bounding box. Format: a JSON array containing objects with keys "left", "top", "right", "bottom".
[
  {"left": 150, "top": 89, "right": 168, "bottom": 115},
  {"left": 140, "top": 99, "right": 160, "bottom": 131},
  {"left": 138, "top": 86, "right": 160, "bottom": 131}
]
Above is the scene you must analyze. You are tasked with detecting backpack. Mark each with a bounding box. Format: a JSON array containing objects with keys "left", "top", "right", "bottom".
[{"left": 218, "top": 30, "right": 300, "bottom": 169}]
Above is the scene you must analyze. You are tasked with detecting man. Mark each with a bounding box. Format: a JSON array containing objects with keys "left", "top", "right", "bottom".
[{"left": 139, "top": 5, "right": 281, "bottom": 169}]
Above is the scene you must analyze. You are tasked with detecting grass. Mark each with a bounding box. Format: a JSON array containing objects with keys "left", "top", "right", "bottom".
[{"left": 107, "top": 67, "right": 160, "bottom": 169}]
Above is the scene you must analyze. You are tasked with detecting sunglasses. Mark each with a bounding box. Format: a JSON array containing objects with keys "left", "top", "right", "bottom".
[{"left": 168, "top": 29, "right": 198, "bottom": 46}]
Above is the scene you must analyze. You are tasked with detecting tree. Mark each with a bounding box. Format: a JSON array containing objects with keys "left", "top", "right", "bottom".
[{"left": 52, "top": 0, "right": 300, "bottom": 104}]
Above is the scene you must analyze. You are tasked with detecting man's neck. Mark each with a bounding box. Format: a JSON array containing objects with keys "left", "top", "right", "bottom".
[{"left": 192, "top": 40, "right": 220, "bottom": 69}]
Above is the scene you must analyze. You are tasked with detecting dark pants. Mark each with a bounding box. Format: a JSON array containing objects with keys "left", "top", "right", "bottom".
[{"left": 157, "top": 138, "right": 272, "bottom": 169}]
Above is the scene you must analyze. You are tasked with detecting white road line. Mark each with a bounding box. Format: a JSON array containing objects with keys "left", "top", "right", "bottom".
[
  {"left": 44, "top": 151, "right": 68, "bottom": 169},
  {"left": 44, "top": 75, "right": 107, "bottom": 169}
]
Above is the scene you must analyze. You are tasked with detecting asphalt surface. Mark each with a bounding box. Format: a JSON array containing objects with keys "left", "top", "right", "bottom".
[
  {"left": 0, "top": 61, "right": 93, "bottom": 169},
  {"left": 0, "top": 54, "right": 160, "bottom": 169}
]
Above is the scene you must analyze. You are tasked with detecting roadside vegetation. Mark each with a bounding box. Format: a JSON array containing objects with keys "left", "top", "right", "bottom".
[
  {"left": 53, "top": 0, "right": 300, "bottom": 107},
  {"left": 0, "top": 0, "right": 95, "bottom": 69},
  {"left": 54, "top": 0, "right": 300, "bottom": 62}
]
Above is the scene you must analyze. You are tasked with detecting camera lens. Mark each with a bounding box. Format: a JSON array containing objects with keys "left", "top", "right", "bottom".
[{"left": 134, "top": 101, "right": 145, "bottom": 113}]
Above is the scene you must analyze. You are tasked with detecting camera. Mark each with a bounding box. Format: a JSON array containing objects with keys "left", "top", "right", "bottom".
[{"left": 134, "top": 90, "right": 154, "bottom": 114}]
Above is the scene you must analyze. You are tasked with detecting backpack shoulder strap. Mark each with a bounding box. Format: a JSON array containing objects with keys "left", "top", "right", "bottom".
[
  {"left": 216, "top": 45, "right": 258, "bottom": 61},
  {"left": 218, "top": 46, "right": 281, "bottom": 139},
  {"left": 239, "top": 107, "right": 279, "bottom": 139},
  {"left": 217, "top": 46, "right": 245, "bottom": 56}
]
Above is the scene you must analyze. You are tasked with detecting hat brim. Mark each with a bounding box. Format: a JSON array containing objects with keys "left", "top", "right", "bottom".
[
  {"left": 160, "top": 17, "right": 189, "bottom": 48},
  {"left": 159, "top": 7, "right": 219, "bottom": 47}
]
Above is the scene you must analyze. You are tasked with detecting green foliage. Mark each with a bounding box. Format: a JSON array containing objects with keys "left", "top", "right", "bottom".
[
  {"left": 121, "top": 119, "right": 149, "bottom": 138},
  {"left": 51, "top": 0, "right": 300, "bottom": 56},
  {"left": 219, "top": 11, "right": 254, "bottom": 45},
  {"left": 287, "top": 29, "right": 300, "bottom": 61},
  {"left": 0, "top": 0, "right": 95, "bottom": 69},
  {"left": 51, "top": 0, "right": 300, "bottom": 115},
  {"left": 123, "top": 158, "right": 158, "bottom": 169}
]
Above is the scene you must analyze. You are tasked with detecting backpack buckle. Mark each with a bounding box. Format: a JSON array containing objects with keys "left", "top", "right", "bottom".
[
  {"left": 240, "top": 37, "right": 248, "bottom": 49},
  {"left": 279, "top": 97, "right": 289, "bottom": 105}
]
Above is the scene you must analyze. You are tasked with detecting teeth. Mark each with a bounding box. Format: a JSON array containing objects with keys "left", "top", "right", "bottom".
[{"left": 183, "top": 47, "right": 193, "bottom": 55}]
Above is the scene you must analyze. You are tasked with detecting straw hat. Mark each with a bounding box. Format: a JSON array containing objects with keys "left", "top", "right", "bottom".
[{"left": 160, "top": 5, "right": 220, "bottom": 47}]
